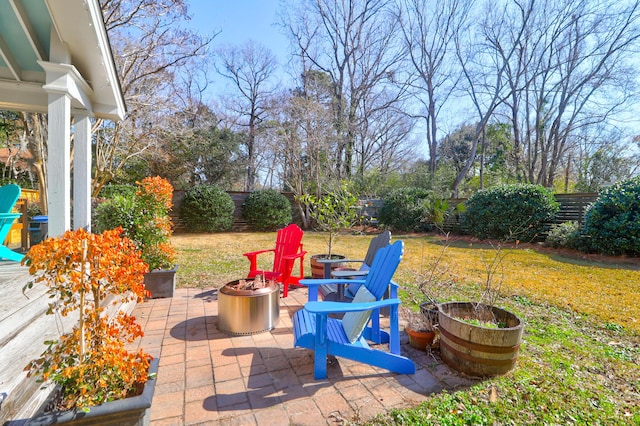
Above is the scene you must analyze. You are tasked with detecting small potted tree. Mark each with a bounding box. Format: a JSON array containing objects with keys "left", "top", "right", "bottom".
[
  {"left": 403, "top": 234, "right": 457, "bottom": 350},
  {"left": 22, "top": 227, "right": 158, "bottom": 424},
  {"left": 95, "top": 176, "right": 177, "bottom": 298},
  {"left": 297, "top": 181, "right": 359, "bottom": 278}
]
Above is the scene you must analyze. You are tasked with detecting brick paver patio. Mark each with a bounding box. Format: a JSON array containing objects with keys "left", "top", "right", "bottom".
[{"left": 132, "top": 287, "right": 477, "bottom": 425}]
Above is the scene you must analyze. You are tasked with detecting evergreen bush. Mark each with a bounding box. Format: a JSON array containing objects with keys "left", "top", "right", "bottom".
[
  {"left": 378, "top": 187, "right": 432, "bottom": 232},
  {"left": 462, "top": 184, "right": 559, "bottom": 241},
  {"left": 99, "top": 184, "right": 137, "bottom": 199},
  {"left": 180, "top": 185, "right": 235, "bottom": 232},
  {"left": 243, "top": 189, "right": 292, "bottom": 231},
  {"left": 545, "top": 221, "right": 582, "bottom": 249},
  {"left": 582, "top": 176, "right": 640, "bottom": 255}
]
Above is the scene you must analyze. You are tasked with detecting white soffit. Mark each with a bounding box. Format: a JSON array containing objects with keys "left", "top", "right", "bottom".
[{"left": 0, "top": 0, "right": 125, "bottom": 120}]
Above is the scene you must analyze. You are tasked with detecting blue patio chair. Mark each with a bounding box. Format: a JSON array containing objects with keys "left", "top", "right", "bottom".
[
  {"left": 0, "top": 184, "right": 25, "bottom": 262},
  {"left": 293, "top": 241, "right": 415, "bottom": 380},
  {"left": 316, "top": 230, "right": 391, "bottom": 302}
]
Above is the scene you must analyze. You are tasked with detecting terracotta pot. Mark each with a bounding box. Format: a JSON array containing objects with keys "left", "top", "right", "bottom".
[{"left": 405, "top": 326, "right": 436, "bottom": 350}]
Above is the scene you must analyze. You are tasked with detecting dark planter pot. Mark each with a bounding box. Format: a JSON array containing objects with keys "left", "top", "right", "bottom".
[
  {"left": 310, "top": 254, "right": 346, "bottom": 278},
  {"left": 144, "top": 266, "right": 178, "bottom": 299},
  {"left": 405, "top": 326, "right": 436, "bottom": 350},
  {"left": 438, "top": 302, "right": 524, "bottom": 377},
  {"left": 24, "top": 358, "right": 159, "bottom": 426},
  {"left": 420, "top": 302, "right": 439, "bottom": 329}
]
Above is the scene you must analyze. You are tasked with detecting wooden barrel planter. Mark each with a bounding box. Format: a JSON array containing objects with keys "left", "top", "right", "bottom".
[
  {"left": 309, "top": 254, "right": 346, "bottom": 278},
  {"left": 437, "top": 302, "right": 524, "bottom": 377}
]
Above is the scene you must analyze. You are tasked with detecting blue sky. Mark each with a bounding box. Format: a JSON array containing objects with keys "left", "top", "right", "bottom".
[
  {"left": 186, "top": 1, "right": 293, "bottom": 96},
  {"left": 188, "top": 1, "right": 290, "bottom": 64}
]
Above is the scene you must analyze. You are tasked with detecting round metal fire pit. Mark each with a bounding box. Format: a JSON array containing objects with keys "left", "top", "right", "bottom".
[{"left": 218, "top": 279, "right": 280, "bottom": 335}]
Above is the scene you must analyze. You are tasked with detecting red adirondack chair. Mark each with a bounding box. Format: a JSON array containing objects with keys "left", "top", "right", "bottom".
[{"left": 243, "top": 224, "right": 306, "bottom": 297}]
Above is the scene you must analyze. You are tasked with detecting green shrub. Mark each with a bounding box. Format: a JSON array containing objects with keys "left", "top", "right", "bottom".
[
  {"left": 243, "top": 189, "right": 292, "bottom": 231},
  {"left": 582, "top": 176, "right": 640, "bottom": 255},
  {"left": 462, "top": 184, "right": 559, "bottom": 241},
  {"left": 95, "top": 194, "right": 137, "bottom": 235},
  {"left": 180, "top": 185, "right": 235, "bottom": 232},
  {"left": 94, "top": 176, "right": 176, "bottom": 271},
  {"left": 98, "top": 184, "right": 137, "bottom": 199},
  {"left": 378, "top": 188, "right": 432, "bottom": 232},
  {"left": 545, "top": 221, "right": 582, "bottom": 249}
]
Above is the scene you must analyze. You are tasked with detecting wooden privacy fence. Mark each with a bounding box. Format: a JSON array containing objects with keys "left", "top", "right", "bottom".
[
  {"left": 170, "top": 190, "right": 598, "bottom": 234},
  {"left": 553, "top": 193, "right": 598, "bottom": 224}
]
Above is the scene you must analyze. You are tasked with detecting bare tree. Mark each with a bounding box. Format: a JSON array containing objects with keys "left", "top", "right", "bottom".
[
  {"left": 92, "top": 0, "right": 215, "bottom": 196},
  {"left": 398, "top": 0, "right": 472, "bottom": 179},
  {"left": 282, "top": 0, "right": 406, "bottom": 179},
  {"left": 356, "top": 95, "right": 416, "bottom": 177},
  {"left": 266, "top": 81, "right": 338, "bottom": 226},
  {"left": 215, "top": 40, "right": 278, "bottom": 191},
  {"left": 450, "top": 0, "right": 535, "bottom": 197},
  {"left": 492, "top": 0, "right": 640, "bottom": 187}
]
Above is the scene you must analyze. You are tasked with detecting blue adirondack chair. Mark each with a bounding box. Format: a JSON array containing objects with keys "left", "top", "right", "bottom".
[
  {"left": 317, "top": 230, "right": 391, "bottom": 302},
  {"left": 0, "top": 184, "right": 25, "bottom": 262},
  {"left": 293, "top": 241, "right": 415, "bottom": 380}
]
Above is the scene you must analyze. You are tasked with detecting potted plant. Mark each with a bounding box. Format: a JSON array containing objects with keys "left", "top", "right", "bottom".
[
  {"left": 437, "top": 241, "right": 525, "bottom": 377},
  {"left": 22, "top": 227, "right": 158, "bottom": 425},
  {"left": 403, "top": 234, "right": 457, "bottom": 350},
  {"left": 95, "top": 176, "right": 177, "bottom": 298},
  {"left": 297, "top": 181, "right": 359, "bottom": 278},
  {"left": 403, "top": 306, "right": 437, "bottom": 350}
]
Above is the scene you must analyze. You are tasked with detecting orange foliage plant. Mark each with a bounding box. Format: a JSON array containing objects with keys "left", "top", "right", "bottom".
[
  {"left": 135, "top": 176, "right": 176, "bottom": 271},
  {"left": 22, "top": 227, "right": 152, "bottom": 409}
]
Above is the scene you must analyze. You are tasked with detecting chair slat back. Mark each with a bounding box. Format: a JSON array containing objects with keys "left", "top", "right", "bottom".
[
  {"left": 0, "top": 184, "right": 21, "bottom": 213},
  {"left": 363, "top": 240, "right": 404, "bottom": 300},
  {"left": 273, "top": 224, "right": 304, "bottom": 273},
  {"left": 362, "top": 231, "right": 391, "bottom": 268}
]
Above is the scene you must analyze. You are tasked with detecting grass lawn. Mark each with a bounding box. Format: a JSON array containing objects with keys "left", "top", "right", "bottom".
[{"left": 172, "top": 231, "right": 640, "bottom": 425}]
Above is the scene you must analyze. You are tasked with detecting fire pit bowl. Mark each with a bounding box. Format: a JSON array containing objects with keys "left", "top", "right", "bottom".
[{"left": 218, "top": 279, "right": 280, "bottom": 335}]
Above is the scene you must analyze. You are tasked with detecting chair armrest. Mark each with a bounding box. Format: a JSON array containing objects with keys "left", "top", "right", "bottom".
[
  {"left": 331, "top": 269, "right": 369, "bottom": 278},
  {"left": 282, "top": 250, "right": 307, "bottom": 261},
  {"left": 305, "top": 298, "right": 401, "bottom": 314},
  {"left": 243, "top": 248, "right": 275, "bottom": 258},
  {"left": 0, "top": 213, "right": 20, "bottom": 223},
  {"left": 299, "top": 278, "right": 366, "bottom": 287},
  {"left": 315, "top": 258, "right": 364, "bottom": 265},
  {"left": 243, "top": 249, "right": 275, "bottom": 274}
]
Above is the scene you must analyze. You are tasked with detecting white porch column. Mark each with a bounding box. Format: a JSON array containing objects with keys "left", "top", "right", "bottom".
[
  {"left": 47, "top": 93, "right": 72, "bottom": 236},
  {"left": 39, "top": 50, "right": 94, "bottom": 236},
  {"left": 73, "top": 114, "right": 92, "bottom": 231}
]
